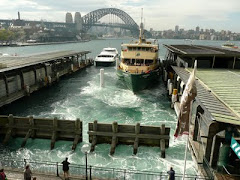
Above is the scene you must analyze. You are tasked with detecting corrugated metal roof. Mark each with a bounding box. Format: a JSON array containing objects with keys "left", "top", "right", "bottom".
[
  {"left": 0, "top": 50, "right": 90, "bottom": 73},
  {"left": 164, "top": 45, "right": 240, "bottom": 57},
  {"left": 172, "top": 66, "right": 240, "bottom": 125},
  {"left": 196, "top": 69, "right": 240, "bottom": 120}
]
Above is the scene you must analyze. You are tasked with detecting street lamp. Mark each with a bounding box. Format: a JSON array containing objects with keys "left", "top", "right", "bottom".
[{"left": 81, "top": 144, "right": 90, "bottom": 180}]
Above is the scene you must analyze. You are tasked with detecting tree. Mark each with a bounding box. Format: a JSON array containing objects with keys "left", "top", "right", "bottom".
[{"left": 0, "top": 29, "right": 15, "bottom": 42}]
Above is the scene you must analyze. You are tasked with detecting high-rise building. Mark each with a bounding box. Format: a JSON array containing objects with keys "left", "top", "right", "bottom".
[
  {"left": 175, "top": 25, "right": 179, "bottom": 33},
  {"left": 18, "top": 11, "right": 21, "bottom": 20},
  {"left": 196, "top": 26, "right": 200, "bottom": 33},
  {"left": 74, "top": 12, "right": 83, "bottom": 31},
  {"left": 66, "top": 12, "right": 73, "bottom": 23}
]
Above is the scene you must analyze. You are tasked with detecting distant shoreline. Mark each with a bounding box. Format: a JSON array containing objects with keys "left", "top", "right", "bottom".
[{"left": 0, "top": 40, "right": 90, "bottom": 47}]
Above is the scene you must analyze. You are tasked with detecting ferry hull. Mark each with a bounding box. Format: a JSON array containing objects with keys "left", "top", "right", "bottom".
[
  {"left": 95, "top": 61, "right": 116, "bottom": 67},
  {"left": 117, "top": 69, "right": 160, "bottom": 92}
]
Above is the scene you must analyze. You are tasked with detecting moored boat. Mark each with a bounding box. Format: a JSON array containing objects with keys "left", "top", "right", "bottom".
[
  {"left": 116, "top": 24, "right": 160, "bottom": 92},
  {"left": 221, "top": 42, "right": 238, "bottom": 49},
  {"left": 94, "top": 47, "right": 118, "bottom": 66}
]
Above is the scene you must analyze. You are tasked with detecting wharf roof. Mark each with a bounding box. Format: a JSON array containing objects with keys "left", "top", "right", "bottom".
[
  {"left": 0, "top": 50, "right": 90, "bottom": 73},
  {"left": 172, "top": 66, "right": 240, "bottom": 125},
  {"left": 164, "top": 45, "right": 240, "bottom": 57}
]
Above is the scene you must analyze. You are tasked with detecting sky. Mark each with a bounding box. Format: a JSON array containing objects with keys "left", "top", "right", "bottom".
[{"left": 0, "top": 0, "right": 240, "bottom": 32}]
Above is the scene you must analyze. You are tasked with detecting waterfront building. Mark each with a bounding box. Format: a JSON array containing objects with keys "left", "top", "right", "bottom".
[
  {"left": 196, "top": 26, "right": 200, "bottom": 34},
  {"left": 175, "top": 25, "right": 179, "bottom": 33}
]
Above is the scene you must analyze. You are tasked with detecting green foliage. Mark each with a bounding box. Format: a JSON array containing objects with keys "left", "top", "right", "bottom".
[{"left": 0, "top": 29, "right": 15, "bottom": 41}]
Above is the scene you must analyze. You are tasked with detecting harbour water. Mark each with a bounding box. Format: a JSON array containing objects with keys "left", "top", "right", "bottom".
[{"left": 1, "top": 39, "right": 239, "bottom": 175}]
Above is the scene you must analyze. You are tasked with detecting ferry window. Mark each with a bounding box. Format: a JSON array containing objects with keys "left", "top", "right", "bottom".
[
  {"left": 137, "top": 47, "right": 141, "bottom": 51},
  {"left": 123, "top": 59, "right": 130, "bottom": 64},
  {"left": 136, "top": 59, "right": 144, "bottom": 65},
  {"left": 98, "top": 55, "right": 113, "bottom": 58},
  {"left": 145, "top": 59, "right": 153, "bottom": 65},
  {"left": 105, "top": 50, "right": 116, "bottom": 53},
  {"left": 142, "top": 47, "right": 146, "bottom": 51},
  {"left": 128, "top": 47, "right": 133, "bottom": 51},
  {"left": 132, "top": 47, "right": 136, "bottom": 51},
  {"left": 131, "top": 59, "right": 135, "bottom": 65},
  {"left": 146, "top": 48, "right": 150, "bottom": 51}
]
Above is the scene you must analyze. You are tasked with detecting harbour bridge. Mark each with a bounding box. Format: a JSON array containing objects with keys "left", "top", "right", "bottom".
[
  {"left": 82, "top": 8, "right": 140, "bottom": 36},
  {"left": 0, "top": 8, "right": 151, "bottom": 38}
]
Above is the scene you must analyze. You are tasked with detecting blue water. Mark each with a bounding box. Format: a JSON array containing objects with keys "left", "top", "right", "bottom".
[{"left": 1, "top": 39, "right": 239, "bottom": 175}]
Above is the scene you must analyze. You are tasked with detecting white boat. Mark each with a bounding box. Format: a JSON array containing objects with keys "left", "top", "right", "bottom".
[
  {"left": 221, "top": 42, "right": 238, "bottom": 49},
  {"left": 94, "top": 47, "right": 118, "bottom": 66}
]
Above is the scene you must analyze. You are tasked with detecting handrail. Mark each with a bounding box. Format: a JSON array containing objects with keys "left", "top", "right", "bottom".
[{"left": 0, "top": 156, "right": 213, "bottom": 179}]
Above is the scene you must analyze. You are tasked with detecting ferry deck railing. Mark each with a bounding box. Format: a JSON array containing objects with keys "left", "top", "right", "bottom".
[{"left": 0, "top": 157, "right": 213, "bottom": 180}]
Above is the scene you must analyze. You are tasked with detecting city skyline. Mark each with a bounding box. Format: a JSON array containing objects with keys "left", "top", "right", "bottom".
[{"left": 0, "top": 0, "right": 240, "bottom": 33}]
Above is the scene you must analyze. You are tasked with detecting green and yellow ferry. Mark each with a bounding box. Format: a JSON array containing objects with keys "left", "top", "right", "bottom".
[{"left": 116, "top": 29, "right": 160, "bottom": 92}]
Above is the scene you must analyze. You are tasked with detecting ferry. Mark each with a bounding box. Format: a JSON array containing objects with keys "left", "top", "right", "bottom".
[
  {"left": 116, "top": 24, "right": 160, "bottom": 92},
  {"left": 221, "top": 42, "right": 238, "bottom": 49},
  {"left": 94, "top": 47, "right": 118, "bottom": 66}
]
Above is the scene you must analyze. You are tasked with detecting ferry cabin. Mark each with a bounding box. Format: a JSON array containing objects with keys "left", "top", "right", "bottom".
[
  {"left": 163, "top": 45, "right": 240, "bottom": 179},
  {"left": 120, "top": 43, "right": 159, "bottom": 74}
]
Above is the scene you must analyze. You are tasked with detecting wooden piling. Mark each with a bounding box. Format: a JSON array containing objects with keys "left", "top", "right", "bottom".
[
  {"left": 72, "top": 118, "right": 81, "bottom": 151},
  {"left": 21, "top": 129, "right": 32, "bottom": 147},
  {"left": 160, "top": 124, "right": 166, "bottom": 158},
  {"left": 133, "top": 123, "right": 140, "bottom": 155},
  {"left": 3, "top": 114, "right": 14, "bottom": 145},
  {"left": 29, "top": 116, "right": 36, "bottom": 138},
  {"left": 90, "top": 120, "right": 98, "bottom": 152},
  {"left": 51, "top": 117, "right": 58, "bottom": 150},
  {"left": 110, "top": 121, "right": 118, "bottom": 155}
]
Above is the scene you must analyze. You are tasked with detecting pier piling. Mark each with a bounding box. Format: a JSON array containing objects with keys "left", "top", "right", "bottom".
[
  {"left": 0, "top": 115, "right": 83, "bottom": 150},
  {"left": 88, "top": 121, "right": 170, "bottom": 156}
]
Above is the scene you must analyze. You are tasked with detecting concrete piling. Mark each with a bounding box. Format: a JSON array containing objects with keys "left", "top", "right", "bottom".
[{"left": 100, "top": 69, "right": 104, "bottom": 88}]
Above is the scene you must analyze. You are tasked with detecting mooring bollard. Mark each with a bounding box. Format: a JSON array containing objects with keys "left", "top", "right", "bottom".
[
  {"left": 24, "top": 159, "right": 27, "bottom": 167},
  {"left": 56, "top": 162, "right": 59, "bottom": 177},
  {"left": 115, "top": 57, "right": 119, "bottom": 69},
  {"left": 100, "top": 69, "right": 104, "bottom": 88},
  {"left": 171, "top": 89, "right": 178, "bottom": 108},
  {"left": 168, "top": 83, "right": 173, "bottom": 95},
  {"left": 167, "top": 79, "right": 171, "bottom": 90}
]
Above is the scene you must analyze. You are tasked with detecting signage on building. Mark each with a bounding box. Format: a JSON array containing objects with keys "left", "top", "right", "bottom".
[{"left": 231, "top": 137, "right": 240, "bottom": 159}]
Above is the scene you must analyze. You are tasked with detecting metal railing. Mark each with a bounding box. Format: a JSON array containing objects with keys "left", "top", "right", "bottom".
[{"left": 0, "top": 157, "right": 213, "bottom": 180}]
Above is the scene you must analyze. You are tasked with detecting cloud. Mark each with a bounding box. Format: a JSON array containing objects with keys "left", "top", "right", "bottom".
[{"left": 0, "top": 0, "right": 240, "bottom": 32}]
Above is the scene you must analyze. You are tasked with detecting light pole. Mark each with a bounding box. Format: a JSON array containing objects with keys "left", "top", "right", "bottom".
[{"left": 81, "top": 144, "right": 90, "bottom": 180}]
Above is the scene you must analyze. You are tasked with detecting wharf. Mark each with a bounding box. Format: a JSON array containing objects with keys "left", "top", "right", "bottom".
[
  {"left": 163, "top": 44, "right": 240, "bottom": 179},
  {"left": 0, "top": 50, "right": 93, "bottom": 107}
]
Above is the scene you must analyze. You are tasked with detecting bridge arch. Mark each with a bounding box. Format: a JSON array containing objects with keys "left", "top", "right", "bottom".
[{"left": 82, "top": 8, "right": 139, "bottom": 36}]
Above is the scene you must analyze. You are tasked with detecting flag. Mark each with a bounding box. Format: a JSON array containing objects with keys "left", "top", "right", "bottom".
[{"left": 174, "top": 61, "right": 197, "bottom": 138}]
